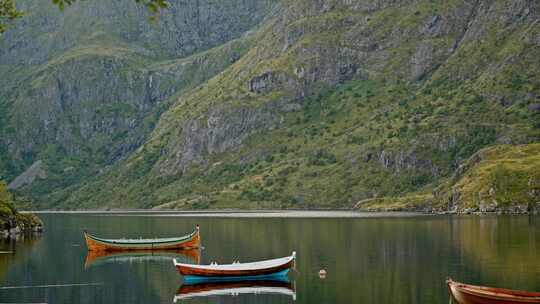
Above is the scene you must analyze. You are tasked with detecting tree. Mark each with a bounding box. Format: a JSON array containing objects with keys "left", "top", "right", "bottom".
[
  {"left": 0, "top": 0, "right": 168, "bottom": 34},
  {"left": 0, "top": 0, "right": 22, "bottom": 33},
  {"left": 0, "top": 180, "right": 16, "bottom": 215}
]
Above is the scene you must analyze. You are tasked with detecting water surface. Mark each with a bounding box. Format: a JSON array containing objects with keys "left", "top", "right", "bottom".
[{"left": 1, "top": 213, "right": 539, "bottom": 303}]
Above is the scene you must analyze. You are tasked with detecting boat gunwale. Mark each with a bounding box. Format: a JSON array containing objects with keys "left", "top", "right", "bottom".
[
  {"left": 84, "top": 229, "right": 197, "bottom": 246},
  {"left": 174, "top": 252, "right": 295, "bottom": 272}
]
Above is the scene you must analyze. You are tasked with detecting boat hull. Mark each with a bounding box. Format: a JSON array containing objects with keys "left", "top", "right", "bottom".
[
  {"left": 84, "top": 228, "right": 200, "bottom": 252},
  {"left": 448, "top": 279, "right": 540, "bottom": 304},
  {"left": 175, "top": 252, "right": 296, "bottom": 283},
  {"left": 183, "top": 269, "right": 290, "bottom": 284}
]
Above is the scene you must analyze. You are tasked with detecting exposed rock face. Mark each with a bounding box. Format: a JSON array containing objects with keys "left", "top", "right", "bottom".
[
  {"left": 0, "top": 0, "right": 276, "bottom": 65},
  {"left": 249, "top": 72, "right": 297, "bottom": 94},
  {"left": 529, "top": 103, "right": 540, "bottom": 112},
  {"left": 411, "top": 42, "right": 433, "bottom": 80},
  {"left": 377, "top": 150, "right": 437, "bottom": 175},
  {"left": 158, "top": 102, "right": 284, "bottom": 175},
  {"left": 8, "top": 160, "right": 46, "bottom": 190}
]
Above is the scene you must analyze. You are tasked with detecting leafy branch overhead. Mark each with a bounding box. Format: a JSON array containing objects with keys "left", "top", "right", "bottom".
[
  {"left": 0, "top": 0, "right": 168, "bottom": 33},
  {"left": 0, "top": 0, "right": 23, "bottom": 33}
]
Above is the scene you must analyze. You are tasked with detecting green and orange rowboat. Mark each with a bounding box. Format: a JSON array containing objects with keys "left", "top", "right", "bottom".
[
  {"left": 84, "top": 225, "right": 201, "bottom": 252},
  {"left": 447, "top": 278, "right": 540, "bottom": 304}
]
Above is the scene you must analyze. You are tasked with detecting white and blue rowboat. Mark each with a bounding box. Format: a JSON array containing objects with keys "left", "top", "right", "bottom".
[{"left": 174, "top": 252, "right": 296, "bottom": 283}]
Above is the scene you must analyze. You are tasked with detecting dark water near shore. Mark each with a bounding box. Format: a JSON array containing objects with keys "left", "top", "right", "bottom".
[{"left": 1, "top": 213, "right": 539, "bottom": 303}]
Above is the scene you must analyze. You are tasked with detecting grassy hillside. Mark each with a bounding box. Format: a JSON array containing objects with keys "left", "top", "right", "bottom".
[
  {"left": 356, "top": 144, "right": 540, "bottom": 213},
  {"left": 437, "top": 144, "right": 540, "bottom": 212},
  {"left": 44, "top": 0, "right": 540, "bottom": 210}
]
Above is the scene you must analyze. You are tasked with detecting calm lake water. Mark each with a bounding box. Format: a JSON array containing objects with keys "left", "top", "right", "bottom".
[{"left": 1, "top": 212, "right": 539, "bottom": 303}]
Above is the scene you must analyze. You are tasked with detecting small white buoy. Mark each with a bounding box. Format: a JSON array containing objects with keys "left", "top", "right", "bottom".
[{"left": 318, "top": 269, "right": 327, "bottom": 279}]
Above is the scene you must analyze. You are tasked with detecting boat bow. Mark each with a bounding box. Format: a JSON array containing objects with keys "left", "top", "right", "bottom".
[{"left": 447, "top": 278, "right": 540, "bottom": 304}]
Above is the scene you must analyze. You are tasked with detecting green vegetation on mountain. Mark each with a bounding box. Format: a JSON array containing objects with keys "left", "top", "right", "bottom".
[
  {"left": 356, "top": 144, "right": 540, "bottom": 213},
  {"left": 1, "top": 0, "right": 539, "bottom": 212},
  {"left": 437, "top": 143, "right": 540, "bottom": 212}
]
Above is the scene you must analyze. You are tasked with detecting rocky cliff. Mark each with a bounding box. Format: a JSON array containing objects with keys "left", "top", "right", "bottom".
[{"left": 1, "top": 0, "right": 539, "bottom": 211}]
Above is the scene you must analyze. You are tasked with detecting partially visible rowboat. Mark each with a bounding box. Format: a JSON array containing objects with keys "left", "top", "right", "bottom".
[
  {"left": 84, "top": 225, "right": 200, "bottom": 251},
  {"left": 447, "top": 278, "right": 540, "bottom": 304},
  {"left": 174, "top": 252, "right": 296, "bottom": 283},
  {"left": 173, "top": 279, "right": 296, "bottom": 302}
]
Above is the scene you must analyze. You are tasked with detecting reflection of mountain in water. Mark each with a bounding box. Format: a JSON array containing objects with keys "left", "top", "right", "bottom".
[
  {"left": 174, "top": 279, "right": 296, "bottom": 302},
  {"left": 84, "top": 249, "right": 200, "bottom": 268},
  {"left": 443, "top": 216, "right": 540, "bottom": 288},
  {"left": 0, "top": 234, "right": 42, "bottom": 281}
]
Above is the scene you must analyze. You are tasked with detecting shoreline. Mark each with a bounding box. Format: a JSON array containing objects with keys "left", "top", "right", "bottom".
[
  {"left": 19, "top": 209, "right": 534, "bottom": 218},
  {"left": 21, "top": 207, "right": 540, "bottom": 217},
  {"left": 23, "top": 210, "right": 431, "bottom": 218}
]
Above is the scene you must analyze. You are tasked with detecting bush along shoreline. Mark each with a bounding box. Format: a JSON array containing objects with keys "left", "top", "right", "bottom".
[{"left": 0, "top": 181, "right": 43, "bottom": 237}]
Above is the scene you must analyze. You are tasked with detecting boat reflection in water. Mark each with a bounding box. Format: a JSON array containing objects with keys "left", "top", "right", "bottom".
[
  {"left": 84, "top": 248, "right": 200, "bottom": 268},
  {"left": 174, "top": 278, "right": 296, "bottom": 302}
]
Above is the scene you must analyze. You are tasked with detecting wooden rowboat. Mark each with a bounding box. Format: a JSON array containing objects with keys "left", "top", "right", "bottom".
[
  {"left": 84, "top": 225, "right": 200, "bottom": 251},
  {"left": 173, "top": 279, "right": 296, "bottom": 302},
  {"left": 447, "top": 278, "right": 540, "bottom": 304},
  {"left": 174, "top": 252, "right": 296, "bottom": 283}
]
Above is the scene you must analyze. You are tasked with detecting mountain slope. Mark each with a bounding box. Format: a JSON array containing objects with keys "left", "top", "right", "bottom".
[
  {"left": 49, "top": 0, "right": 540, "bottom": 210},
  {"left": 0, "top": 0, "right": 276, "bottom": 203},
  {"left": 355, "top": 143, "right": 540, "bottom": 213},
  {"left": 439, "top": 143, "right": 540, "bottom": 213}
]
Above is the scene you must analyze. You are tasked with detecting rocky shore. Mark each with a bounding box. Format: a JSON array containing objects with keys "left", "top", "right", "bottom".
[
  {"left": 359, "top": 204, "right": 540, "bottom": 215},
  {"left": 1, "top": 181, "right": 43, "bottom": 237},
  {"left": 0, "top": 213, "right": 43, "bottom": 237}
]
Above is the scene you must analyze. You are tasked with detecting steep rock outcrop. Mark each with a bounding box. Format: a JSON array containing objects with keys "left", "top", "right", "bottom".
[
  {"left": 7, "top": 160, "right": 46, "bottom": 190},
  {"left": 158, "top": 102, "right": 284, "bottom": 175},
  {"left": 0, "top": 0, "right": 276, "bottom": 65}
]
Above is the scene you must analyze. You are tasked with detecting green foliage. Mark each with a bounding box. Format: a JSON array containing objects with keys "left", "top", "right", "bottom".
[
  {"left": 0, "top": 181, "right": 18, "bottom": 216},
  {"left": 307, "top": 149, "right": 337, "bottom": 166},
  {"left": 436, "top": 144, "right": 540, "bottom": 210},
  {"left": 0, "top": 0, "right": 22, "bottom": 33}
]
